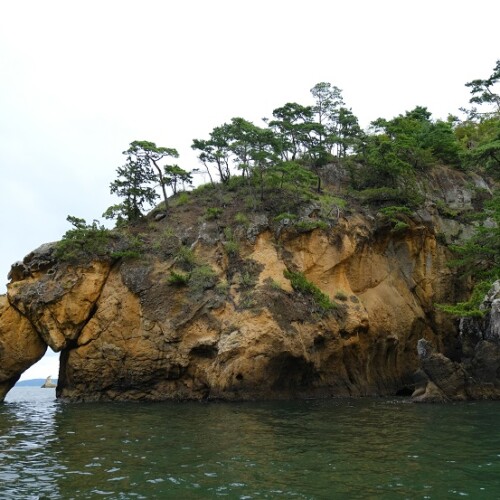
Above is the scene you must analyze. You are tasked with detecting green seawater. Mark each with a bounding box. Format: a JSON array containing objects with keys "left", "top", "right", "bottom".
[{"left": 1, "top": 388, "right": 500, "bottom": 499}]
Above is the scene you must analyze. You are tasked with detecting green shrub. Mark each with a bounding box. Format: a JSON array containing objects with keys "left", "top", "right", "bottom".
[
  {"left": 224, "top": 240, "right": 239, "bottom": 256},
  {"left": 190, "top": 265, "right": 218, "bottom": 293},
  {"left": 193, "top": 182, "right": 215, "bottom": 195},
  {"left": 378, "top": 206, "right": 412, "bottom": 233},
  {"left": 244, "top": 195, "right": 257, "bottom": 210},
  {"left": 316, "top": 194, "right": 347, "bottom": 217},
  {"left": 176, "top": 245, "right": 197, "bottom": 270},
  {"left": 274, "top": 212, "right": 297, "bottom": 223},
  {"left": 107, "top": 231, "right": 145, "bottom": 260},
  {"left": 223, "top": 227, "right": 239, "bottom": 256},
  {"left": 436, "top": 303, "right": 485, "bottom": 319},
  {"left": 334, "top": 290, "right": 348, "bottom": 301},
  {"left": 437, "top": 280, "right": 493, "bottom": 318},
  {"left": 205, "top": 207, "right": 223, "bottom": 220},
  {"left": 239, "top": 291, "right": 256, "bottom": 309},
  {"left": 160, "top": 227, "right": 177, "bottom": 243},
  {"left": 392, "top": 221, "right": 410, "bottom": 232},
  {"left": 294, "top": 220, "right": 329, "bottom": 232},
  {"left": 56, "top": 216, "right": 113, "bottom": 261},
  {"left": 226, "top": 175, "right": 247, "bottom": 192},
  {"left": 233, "top": 259, "right": 262, "bottom": 290},
  {"left": 215, "top": 280, "right": 230, "bottom": 295},
  {"left": 378, "top": 206, "right": 412, "bottom": 218},
  {"left": 353, "top": 187, "right": 407, "bottom": 204},
  {"left": 283, "top": 269, "right": 336, "bottom": 312},
  {"left": 110, "top": 250, "right": 141, "bottom": 260},
  {"left": 167, "top": 270, "right": 190, "bottom": 286},
  {"left": 234, "top": 212, "right": 249, "bottom": 225},
  {"left": 319, "top": 193, "right": 347, "bottom": 208},
  {"left": 174, "top": 192, "right": 190, "bottom": 206},
  {"left": 240, "top": 271, "right": 256, "bottom": 288},
  {"left": 435, "top": 199, "right": 458, "bottom": 218}
]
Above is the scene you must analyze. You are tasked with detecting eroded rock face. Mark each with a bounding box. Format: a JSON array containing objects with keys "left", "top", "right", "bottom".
[
  {"left": 412, "top": 339, "right": 467, "bottom": 402},
  {"left": 1, "top": 213, "right": 461, "bottom": 402},
  {"left": 0, "top": 295, "right": 46, "bottom": 400},
  {"left": 8, "top": 260, "right": 112, "bottom": 352},
  {"left": 414, "top": 281, "right": 500, "bottom": 402}
]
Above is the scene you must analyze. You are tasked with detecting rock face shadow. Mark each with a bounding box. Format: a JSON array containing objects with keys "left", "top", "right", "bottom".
[{"left": 1, "top": 169, "right": 488, "bottom": 402}]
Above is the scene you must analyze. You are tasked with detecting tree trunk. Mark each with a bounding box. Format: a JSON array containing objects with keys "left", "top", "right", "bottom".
[{"left": 151, "top": 159, "right": 168, "bottom": 208}]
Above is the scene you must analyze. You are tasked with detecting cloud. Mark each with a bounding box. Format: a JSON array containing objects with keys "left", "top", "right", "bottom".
[{"left": 1, "top": 0, "right": 499, "bottom": 296}]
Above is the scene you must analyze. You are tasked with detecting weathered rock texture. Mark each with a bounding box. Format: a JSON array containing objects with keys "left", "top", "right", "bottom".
[
  {"left": 1, "top": 165, "right": 493, "bottom": 402},
  {"left": 0, "top": 295, "right": 46, "bottom": 400},
  {"left": 1, "top": 210, "right": 462, "bottom": 402},
  {"left": 414, "top": 281, "right": 500, "bottom": 402}
]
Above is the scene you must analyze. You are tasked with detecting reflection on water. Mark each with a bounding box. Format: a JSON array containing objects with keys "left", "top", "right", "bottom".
[
  {"left": 2, "top": 388, "right": 500, "bottom": 498},
  {"left": 0, "top": 388, "right": 62, "bottom": 498}
]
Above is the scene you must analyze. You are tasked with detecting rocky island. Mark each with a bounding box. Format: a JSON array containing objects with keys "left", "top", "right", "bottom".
[
  {"left": 41, "top": 375, "right": 56, "bottom": 388},
  {"left": 1, "top": 70, "right": 499, "bottom": 403},
  {"left": 0, "top": 162, "right": 495, "bottom": 403}
]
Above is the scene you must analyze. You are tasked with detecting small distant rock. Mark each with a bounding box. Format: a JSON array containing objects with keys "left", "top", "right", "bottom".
[{"left": 41, "top": 375, "right": 56, "bottom": 388}]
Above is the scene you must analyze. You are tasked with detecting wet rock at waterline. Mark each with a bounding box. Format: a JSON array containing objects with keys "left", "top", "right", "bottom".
[
  {"left": 414, "top": 281, "right": 500, "bottom": 402},
  {"left": 1, "top": 211, "right": 461, "bottom": 402},
  {"left": 2, "top": 164, "right": 496, "bottom": 402},
  {"left": 0, "top": 295, "right": 47, "bottom": 400}
]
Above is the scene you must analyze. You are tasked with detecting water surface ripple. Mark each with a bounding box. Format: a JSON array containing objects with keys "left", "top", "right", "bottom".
[{"left": 2, "top": 388, "right": 500, "bottom": 498}]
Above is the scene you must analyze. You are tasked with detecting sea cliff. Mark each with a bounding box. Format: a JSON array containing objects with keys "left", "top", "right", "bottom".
[{"left": 0, "top": 165, "right": 495, "bottom": 402}]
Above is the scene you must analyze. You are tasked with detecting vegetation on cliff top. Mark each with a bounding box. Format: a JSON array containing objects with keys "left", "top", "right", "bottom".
[{"left": 55, "top": 61, "right": 500, "bottom": 316}]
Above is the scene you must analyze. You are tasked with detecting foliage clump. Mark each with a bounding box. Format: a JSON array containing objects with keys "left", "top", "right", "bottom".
[
  {"left": 175, "top": 245, "right": 197, "bottom": 271},
  {"left": 205, "top": 207, "right": 223, "bottom": 220},
  {"left": 316, "top": 194, "right": 346, "bottom": 218},
  {"left": 377, "top": 206, "right": 413, "bottom": 232},
  {"left": 352, "top": 187, "right": 410, "bottom": 205},
  {"left": 223, "top": 228, "right": 239, "bottom": 257},
  {"left": 438, "top": 190, "right": 500, "bottom": 317},
  {"left": 234, "top": 212, "right": 249, "bottom": 225},
  {"left": 435, "top": 200, "right": 458, "bottom": 218},
  {"left": 433, "top": 60, "right": 500, "bottom": 317},
  {"left": 167, "top": 265, "right": 217, "bottom": 294},
  {"left": 56, "top": 216, "right": 113, "bottom": 261},
  {"left": 283, "top": 269, "right": 336, "bottom": 313},
  {"left": 274, "top": 213, "right": 297, "bottom": 223},
  {"left": 54, "top": 60, "right": 500, "bottom": 324},
  {"left": 167, "top": 270, "right": 190, "bottom": 286},
  {"left": 437, "top": 281, "right": 492, "bottom": 318},
  {"left": 294, "top": 220, "right": 329, "bottom": 232},
  {"left": 104, "top": 141, "right": 191, "bottom": 223},
  {"left": 189, "top": 265, "right": 218, "bottom": 293}
]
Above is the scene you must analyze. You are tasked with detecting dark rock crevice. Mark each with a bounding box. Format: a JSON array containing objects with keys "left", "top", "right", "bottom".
[{"left": 413, "top": 281, "right": 500, "bottom": 402}]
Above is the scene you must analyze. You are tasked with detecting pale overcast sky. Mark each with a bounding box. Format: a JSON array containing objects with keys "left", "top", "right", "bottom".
[{"left": 1, "top": 0, "right": 498, "bottom": 379}]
